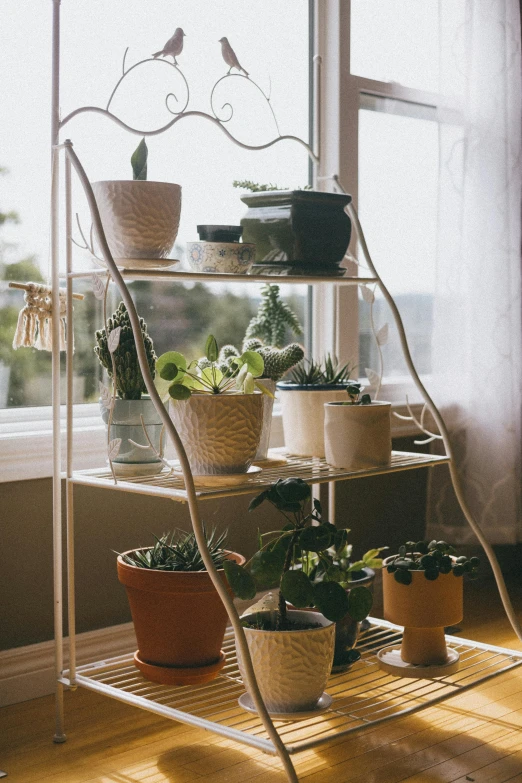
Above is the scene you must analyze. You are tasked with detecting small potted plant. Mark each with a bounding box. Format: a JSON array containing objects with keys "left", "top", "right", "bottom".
[
  {"left": 382, "top": 540, "right": 479, "bottom": 668},
  {"left": 155, "top": 335, "right": 272, "bottom": 476},
  {"left": 95, "top": 301, "right": 163, "bottom": 475},
  {"left": 234, "top": 180, "right": 352, "bottom": 274},
  {"left": 277, "top": 354, "right": 355, "bottom": 457},
  {"left": 92, "top": 138, "right": 182, "bottom": 263},
  {"left": 117, "top": 527, "right": 244, "bottom": 685},
  {"left": 324, "top": 382, "right": 392, "bottom": 470},
  {"left": 224, "top": 478, "right": 373, "bottom": 715}
]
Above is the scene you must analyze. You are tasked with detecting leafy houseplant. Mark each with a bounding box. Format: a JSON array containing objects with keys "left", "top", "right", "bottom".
[
  {"left": 117, "top": 527, "right": 244, "bottom": 686},
  {"left": 324, "top": 384, "right": 392, "bottom": 470},
  {"left": 224, "top": 478, "right": 373, "bottom": 713},
  {"left": 92, "top": 138, "right": 181, "bottom": 263},
  {"left": 277, "top": 355, "right": 357, "bottom": 458},
  {"left": 95, "top": 301, "right": 163, "bottom": 472},
  {"left": 382, "top": 540, "right": 480, "bottom": 667},
  {"left": 155, "top": 336, "right": 270, "bottom": 476}
]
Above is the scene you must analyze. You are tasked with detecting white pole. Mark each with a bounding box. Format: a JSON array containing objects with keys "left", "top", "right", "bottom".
[{"left": 51, "top": 0, "right": 66, "bottom": 744}]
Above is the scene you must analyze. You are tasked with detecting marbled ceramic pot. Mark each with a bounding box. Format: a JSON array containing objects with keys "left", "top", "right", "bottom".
[
  {"left": 276, "top": 384, "right": 350, "bottom": 458},
  {"left": 92, "top": 181, "right": 181, "bottom": 260},
  {"left": 100, "top": 397, "right": 163, "bottom": 470},
  {"left": 237, "top": 610, "right": 335, "bottom": 713},
  {"left": 324, "top": 401, "right": 392, "bottom": 470},
  {"left": 169, "top": 392, "right": 264, "bottom": 475}
]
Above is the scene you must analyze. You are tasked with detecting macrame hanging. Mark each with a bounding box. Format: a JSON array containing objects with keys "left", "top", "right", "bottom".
[{"left": 9, "top": 282, "right": 80, "bottom": 352}]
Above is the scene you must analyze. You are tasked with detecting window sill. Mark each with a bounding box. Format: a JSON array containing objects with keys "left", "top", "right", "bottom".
[{"left": 0, "top": 393, "right": 425, "bottom": 483}]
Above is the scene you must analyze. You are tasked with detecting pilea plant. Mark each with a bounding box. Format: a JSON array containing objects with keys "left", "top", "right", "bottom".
[
  {"left": 131, "top": 138, "right": 148, "bottom": 181},
  {"left": 155, "top": 335, "right": 272, "bottom": 400},
  {"left": 386, "top": 540, "right": 480, "bottom": 585},
  {"left": 94, "top": 301, "right": 156, "bottom": 400},
  {"left": 344, "top": 381, "right": 372, "bottom": 405},
  {"left": 289, "top": 354, "right": 355, "bottom": 386},
  {"left": 119, "top": 527, "right": 227, "bottom": 572},
  {"left": 224, "top": 477, "right": 373, "bottom": 630}
]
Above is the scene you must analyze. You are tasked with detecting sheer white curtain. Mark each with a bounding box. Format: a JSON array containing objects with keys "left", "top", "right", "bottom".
[{"left": 426, "top": 0, "right": 522, "bottom": 544}]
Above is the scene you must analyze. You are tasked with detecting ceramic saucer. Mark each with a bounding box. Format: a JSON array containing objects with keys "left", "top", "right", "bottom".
[
  {"left": 238, "top": 691, "right": 333, "bottom": 721},
  {"left": 174, "top": 465, "right": 262, "bottom": 487},
  {"left": 377, "top": 645, "right": 460, "bottom": 678}
]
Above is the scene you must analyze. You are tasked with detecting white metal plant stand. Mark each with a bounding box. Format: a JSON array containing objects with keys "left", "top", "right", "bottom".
[{"left": 47, "top": 3, "right": 522, "bottom": 781}]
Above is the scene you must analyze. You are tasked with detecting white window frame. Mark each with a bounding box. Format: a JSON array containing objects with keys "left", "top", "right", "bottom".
[{"left": 0, "top": 0, "right": 459, "bottom": 481}]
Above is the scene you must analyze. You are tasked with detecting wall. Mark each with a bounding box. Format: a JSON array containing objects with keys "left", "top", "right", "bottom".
[{"left": 1, "top": 436, "right": 430, "bottom": 651}]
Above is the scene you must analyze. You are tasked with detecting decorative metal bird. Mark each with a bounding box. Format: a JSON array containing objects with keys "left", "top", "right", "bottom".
[
  {"left": 152, "top": 28, "right": 186, "bottom": 64},
  {"left": 219, "top": 37, "right": 249, "bottom": 76}
]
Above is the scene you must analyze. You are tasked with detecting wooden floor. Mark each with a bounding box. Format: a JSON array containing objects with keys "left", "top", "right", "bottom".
[{"left": 3, "top": 576, "right": 522, "bottom": 783}]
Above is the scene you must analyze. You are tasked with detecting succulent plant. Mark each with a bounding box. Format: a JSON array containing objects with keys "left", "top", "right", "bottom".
[
  {"left": 119, "top": 526, "right": 228, "bottom": 572},
  {"left": 242, "top": 338, "right": 304, "bottom": 382},
  {"left": 386, "top": 540, "right": 480, "bottom": 585},
  {"left": 95, "top": 301, "right": 156, "bottom": 400},
  {"left": 288, "top": 354, "right": 355, "bottom": 386},
  {"left": 245, "top": 284, "right": 303, "bottom": 349}
]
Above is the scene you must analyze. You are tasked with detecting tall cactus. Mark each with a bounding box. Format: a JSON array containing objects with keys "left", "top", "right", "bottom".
[
  {"left": 243, "top": 338, "right": 304, "bottom": 382},
  {"left": 245, "top": 284, "right": 303, "bottom": 349},
  {"left": 95, "top": 301, "right": 156, "bottom": 400}
]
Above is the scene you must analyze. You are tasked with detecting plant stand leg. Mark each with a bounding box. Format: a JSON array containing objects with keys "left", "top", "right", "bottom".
[{"left": 53, "top": 681, "right": 66, "bottom": 743}]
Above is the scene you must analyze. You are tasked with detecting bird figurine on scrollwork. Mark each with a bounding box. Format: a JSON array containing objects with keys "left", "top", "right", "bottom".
[
  {"left": 219, "top": 37, "right": 249, "bottom": 76},
  {"left": 152, "top": 28, "right": 186, "bottom": 64}
]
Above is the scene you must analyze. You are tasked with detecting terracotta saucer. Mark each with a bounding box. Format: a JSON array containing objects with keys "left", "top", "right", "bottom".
[{"left": 133, "top": 650, "right": 226, "bottom": 686}]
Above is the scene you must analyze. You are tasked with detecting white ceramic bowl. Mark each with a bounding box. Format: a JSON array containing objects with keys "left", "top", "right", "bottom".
[{"left": 186, "top": 241, "right": 255, "bottom": 274}]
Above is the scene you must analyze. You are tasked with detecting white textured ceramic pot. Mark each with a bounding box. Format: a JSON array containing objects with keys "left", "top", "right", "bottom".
[
  {"left": 276, "top": 384, "right": 349, "bottom": 458},
  {"left": 324, "top": 401, "right": 392, "bottom": 470},
  {"left": 92, "top": 181, "right": 182, "bottom": 260},
  {"left": 255, "top": 379, "right": 276, "bottom": 461},
  {"left": 237, "top": 610, "right": 335, "bottom": 713},
  {"left": 169, "top": 392, "right": 264, "bottom": 475},
  {"left": 100, "top": 397, "right": 163, "bottom": 469}
]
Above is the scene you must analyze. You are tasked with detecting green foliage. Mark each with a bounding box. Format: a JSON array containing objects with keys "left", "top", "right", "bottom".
[
  {"left": 94, "top": 301, "right": 156, "bottom": 400},
  {"left": 242, "top": 338, "right": 304, "bottom": 382},
  {"left": 343, "top": 381, "right": 372, "bottom": 405},
  {"left": 233, "top": 180, "right": 284, "bottom": 192},
  {"left": 226, "top": 477, "right": 374, "bottom": 630},
  {"left": 120, "top": 527, "right": 228, "bottom": 572},
  {"left": 131, "top": 138, "right": 148, "bottom": 181},
  {"left": 386, "top": 540, "right": 480, "bottom": 585},
  {"left": 245, "top": 284, "right": 303, "bottom": 349},
  {"left": 288, "top": 354, "right": 355, "bottom": 386}
]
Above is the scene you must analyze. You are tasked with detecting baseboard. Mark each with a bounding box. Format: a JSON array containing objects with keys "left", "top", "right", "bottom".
[{"left": 0, "top": 622, "right": 137, "bottom": 707}]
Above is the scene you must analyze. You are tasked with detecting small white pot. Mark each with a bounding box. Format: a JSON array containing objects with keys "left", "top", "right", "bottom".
[
  {"left": 169, "top": 392, "right": 264, "bottom": 475},
  {"left": 92, "top": 181, "right": 182, "bottom": 260},
  {"left": 277, "top": 385, "right": 349, "bottom": 457},
  {"left": 237, "top": 610, "right": 335, "bottom": 713},
  {"left": 186, "top": 241, "right": 255, "bottom": 274},
  {"left": 100, "top": 397, "right": 163, "bottom": 467},
  {"left": 324, "top": 401, "right": 392, "bottom": 470}
]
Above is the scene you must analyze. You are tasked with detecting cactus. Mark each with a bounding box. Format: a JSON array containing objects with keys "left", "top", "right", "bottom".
[
  {"left": 243, "top": 337, "right": 304, "bottom": 382},
  {"left": 95, "top": 302, "right": 156, "bottom": 400},
  {"left": 245, "top": 284, "right": 303, "bottom": 349}
]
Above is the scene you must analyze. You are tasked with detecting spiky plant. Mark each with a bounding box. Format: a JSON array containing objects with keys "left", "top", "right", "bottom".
[
  {"left": 245, "top": 284, "right": 303, "bottom": 349},
  {"left": 119, "top": 527, "right": 228, "bottom": 572},
  {"left": 95, "top": 301, "right": 156, "bottom": 400},
  {"left": 289, "top": 355, "right": 354, "bottom": 386},
  {"left": 242, "top": 338, "right": 304, "bottom": 382}
]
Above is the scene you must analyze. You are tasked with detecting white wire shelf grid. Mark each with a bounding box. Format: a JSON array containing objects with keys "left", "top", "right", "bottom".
[
  {"left": 65, "top": 618, "right": 522, "bottom": 756},
  {"left": 69, "top": 449, "right": 451, "bottom": 502}
]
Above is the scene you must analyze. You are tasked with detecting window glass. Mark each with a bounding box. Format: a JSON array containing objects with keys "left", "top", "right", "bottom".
[{"left": 1, "top": 0, "right": 310, "bottom": 408}]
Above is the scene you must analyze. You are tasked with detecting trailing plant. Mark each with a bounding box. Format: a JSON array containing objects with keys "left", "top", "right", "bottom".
[
  {"left": 131, "top": 138, "right": 148, "bottom": 181},
  {"left": 119, "top": 526, "right": 228, "bottom": 572},
  {"left": 244, "top": 284, "right": 303, "bottom": 349},
  {"left": 233, "top": 180, "right": 312, "bottom": 193},
  {"left": 94, "top": 301, "right": 156, "bottom": 400},
  {"left": 386, "top": 540, "right": 480, "bottom": 585},
  {"left": 288, "top": 354, "right": 355, "bottom": 386},
  {"left": 223, "top": 477, "right": 373, "bottom": 630},
  {"left": 155, "top": 335, "right": 273, "bottom": 400}
]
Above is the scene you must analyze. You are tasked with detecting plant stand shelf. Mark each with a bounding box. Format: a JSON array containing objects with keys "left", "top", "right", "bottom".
[
  {"left": 69, "top": 449, "right": 450, "bottom": 502},
  {"left": 62, "top": 619, "right": 522, "bottom": 756}
]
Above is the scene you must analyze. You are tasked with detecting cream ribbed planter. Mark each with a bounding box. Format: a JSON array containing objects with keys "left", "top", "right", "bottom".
[
  {"left": 169, "top": 392, "right": 264, "bottom": 475},
  {"left": 324, "top": 401, "right": 392, "bottom": 470},
  {"left": 277, "top": 384, "right": 349, "bottom": 457},
  {"left": 237, "top": 610, "right": 335, "bottom": 713},
  {"left": 92, "top": 180, "right": 181, "bottom": 260},
  {"left": 255, "top": 379, "right": 276, "bottom": 460}
]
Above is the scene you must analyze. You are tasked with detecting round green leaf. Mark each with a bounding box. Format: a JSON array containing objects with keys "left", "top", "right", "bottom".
[
  {"left": 347, "top": 586, "right": 373, "bottom": 621},
  {"left": 313, "top": 581, "right": 349, "bottom": 622},
  {"left": 239, "top": 350, "right": 264, "bottom": 378},
  {"left": 250, "top": 549, "right": 285, "bottom": 588},
  {"left": 300, "top": 524, "right": 332, "bottom": 553},
  {"left": 394, "top": 569, "right": 412, "bottom": 585},
  {"left": 274, "top": 478, "right": 311, "bottom": 505},
  {"left": 223, "top": 561, "right": 256, "bottom": 600},
  {"left": 156, "top": 351, "right": 187, "bottom": 381},
  {"left": 160, "top": 362, "right": 178, "bottom": 381},
  {"left": 168, "top": 383, "right": 192, "bottom": 400},
  {"left": 281, "top": 570, "right": 315, "bottom": 608}
]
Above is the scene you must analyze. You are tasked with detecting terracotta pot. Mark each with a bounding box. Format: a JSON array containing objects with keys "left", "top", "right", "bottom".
[
  {"left": 324, "top": 401, "right": 392, "bottom": 470},
  {"left": 168, "top": 392, "right": 264, "bottom": 475},
  {"left": 117, "top": 549, "right": 244, "bottom": 685},
  {"left": 382, "top": 556, "right": 463, "bottom": 665},
  {"left": 92, "top": 180, "right": 181, "bottom": 260},
  {"left": 276, "top": 384, "right": 350, "bottom": 457},
  {"left": 237, "top": 610, "right": 335, "bottom": 713}
]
